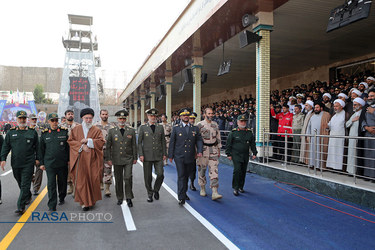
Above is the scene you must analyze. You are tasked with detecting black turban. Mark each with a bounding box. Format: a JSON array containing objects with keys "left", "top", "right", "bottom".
[{"left": 80, "top": 108, "right": 95, "bottom": 118}]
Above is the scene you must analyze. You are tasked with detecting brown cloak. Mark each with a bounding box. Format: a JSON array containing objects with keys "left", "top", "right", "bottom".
[
  {"left": 304, "top": 111, "right": 331, "bottom": 168},
  {"left": 68, "top": 125, "right": 105, "bottom": 207}
]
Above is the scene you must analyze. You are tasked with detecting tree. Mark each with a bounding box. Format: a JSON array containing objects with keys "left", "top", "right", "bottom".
[{"left": 33, "top": 84, "right": 45, "bottom": 104}]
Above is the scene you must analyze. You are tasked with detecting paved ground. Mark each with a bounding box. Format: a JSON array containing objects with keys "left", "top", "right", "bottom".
[{"left": 1, "top": 159, "right": 375, "bottom": 250}]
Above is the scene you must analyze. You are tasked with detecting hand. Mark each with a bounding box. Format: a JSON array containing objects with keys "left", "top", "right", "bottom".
[
  {"left": 82, "top": 144, "right": 90, "bottom": 152},
  {"left": 133, "top": 160, "right": 137, "bottom": 164},
  {"left": 35, "top": 160, "right": 40, "bottom": 166},
  {"left": 367, "top": 107, "right": 375, "bottom": 114},
  {"left": 228, "top": 156, "right": 232, "bottom": 161},
  {"left": 197, "top": 153, "right": 202, "bottom": 157},
  {"left": 352, "top": 116, "right": 360, "bottom": 122},
  {"left": 0, "top": 161, "right": 5, "bottom": 171},
  {"left": 163, "top": 155, "right": 167, "bottom": 161},
  {"left": 140, "top": 156, "right": 144, "bottom": 162},
  {"left": 252, "top": 155, "right": 257, "bottom": 160},
  {"left": 107, "top": 161, "right": 113, "bottom": 166},
  {"left": 169, "top": 158, "right": 173, "bottom": 163},
  {"left": 81, "top": 138, "right": 88, "bottom": 144},
  {"left": 40, "top": 165, "right": 46, "bottom": 171}
]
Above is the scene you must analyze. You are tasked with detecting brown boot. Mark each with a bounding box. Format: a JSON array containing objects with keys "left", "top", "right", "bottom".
[
  {"left": 105, "top": 184, "right": 111, "bottom": 197},
  {"left": 200, "top": 186, "right": 207, "bottom": 197},
  {"left": 100, "top": 183, "right": 104, "bottom": 190},
  {"left": 212, "top": 187, "right": 223, "bottom": 200}
]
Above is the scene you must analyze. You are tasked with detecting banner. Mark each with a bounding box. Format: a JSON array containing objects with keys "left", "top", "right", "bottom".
[{"left": 69, "top": 77, "right": 90, "bottom": 106}]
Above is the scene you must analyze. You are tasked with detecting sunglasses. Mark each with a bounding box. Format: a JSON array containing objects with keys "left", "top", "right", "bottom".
[{"left": 50, "top": 119, "right": 59, "bottom": 122}]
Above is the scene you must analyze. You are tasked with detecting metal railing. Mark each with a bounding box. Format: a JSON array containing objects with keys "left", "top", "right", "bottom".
[{"left": 262, "top": 129, "right": 375, "bottom": 185}]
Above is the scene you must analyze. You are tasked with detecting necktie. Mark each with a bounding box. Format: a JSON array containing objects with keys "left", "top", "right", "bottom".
[
  {"left": 185, "top": 124, "right": 189, "bottom": 134},
  {"left": 120, "top": 128, "right": 125, "bottom": 136},
  {"left": 150, "top": 124, "right": 155, "bottom": 133}
]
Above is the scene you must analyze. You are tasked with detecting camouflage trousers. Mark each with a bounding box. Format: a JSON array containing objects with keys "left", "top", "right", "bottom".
[
  {"left": 197, "top": 155, "right": 219, "bottom": 188},
  {"left": 101, "top": 162, "right": 113, "bottom": 184}
]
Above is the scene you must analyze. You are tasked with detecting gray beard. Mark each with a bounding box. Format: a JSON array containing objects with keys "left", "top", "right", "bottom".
[
  {"left": 18, "top": 123, "right": 27, "bottom": 128},
  {"left": 238, "top": 125, "right": 246, "bottom": 129},
  {"left": 118, "top": 122, "right": 126, "bottom": 126},
  {"left": 82, "top": 121, "right": 92, "bottom": 129}
]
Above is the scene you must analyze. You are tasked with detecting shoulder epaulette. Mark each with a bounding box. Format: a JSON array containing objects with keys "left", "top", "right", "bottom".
[
  {"left": 10, "top": 127, "right": 16, "bottom": 130},
  {"left": 174, "top": 124, "right": 179, "bottom": 127},
  {"left": 232, "top": 128, "right": 237, "bottom": 131},
  {"left": 59, "top": 126, "right": 68, "bottom": 130},
  {"left": 28, "top": 126, "right": 35, "bottom": 130},
  {"left": 42, "top": 128, "right": 49, "bottom": 133}
]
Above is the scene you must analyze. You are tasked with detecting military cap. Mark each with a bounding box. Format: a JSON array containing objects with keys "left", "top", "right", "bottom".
[
  {"left": 233, "top": 108, "right": 240, "bottom": 113},
  {"left": 189, "top": 112, "right": 197, "bottom": 119},
  {"left": 16, "top": 110, "right": 28, "bottom": 118},
  {"left": 48, "top": 113, "right": 59, "bottom": 120},
  {"left": 29, "top": 113, "right": 37, "bottom": 119},
  {"left": 80, "top": 108, "right": 94, "bottom": 118},
  {"left": 115, "top": 109, "right": 129, "bottom": 118},
  {"left": 237, "top": 114, "right": 248, "bottom": 121},
  {"left": 178, "top": 108, "right": 191, "bottom": 116},
  {"left": 145, "top": 108, "right": 159, "bottom": 115}
]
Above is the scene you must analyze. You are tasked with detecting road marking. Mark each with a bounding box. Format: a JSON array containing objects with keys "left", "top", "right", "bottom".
[
  {"left": 112, "top": 168, "right": 137, "bottom": 231},
  {"left": 0, "top": 186, "right": 48, "bottom": 249},
  {"left": 1, "top": 169, "right": 12, "bottom": 177},
  {"left": 137, "top": 160, "right": 240, "bottom": 250}
]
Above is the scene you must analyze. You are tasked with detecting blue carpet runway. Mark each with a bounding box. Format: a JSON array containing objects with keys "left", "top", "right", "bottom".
[{"left": 162, "top": 162, "right": 375, "bottom": 249}]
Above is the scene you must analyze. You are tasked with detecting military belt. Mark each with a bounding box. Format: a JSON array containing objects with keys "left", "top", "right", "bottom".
[{"left": 203, "top": 141, "right": 218, "bottom": 147}]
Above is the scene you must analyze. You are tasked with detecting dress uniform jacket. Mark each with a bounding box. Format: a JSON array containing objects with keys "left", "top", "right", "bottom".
[
  {"left": 168, "top": 123, "right": 203, "bottom": 163},
  {"left": 106, "top": 126, "right": 137, "bottom": 164},
  {"left": 138, "top": 123, "right": 166, "bottom": 161},
  {"left": 39, "top": 127, "right": 70, "bottom": 168}
]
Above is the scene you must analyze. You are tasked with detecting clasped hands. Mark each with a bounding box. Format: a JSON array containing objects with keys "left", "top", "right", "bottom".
[{"left": 81, "top": 138, "right": 90, "bottom": 152}]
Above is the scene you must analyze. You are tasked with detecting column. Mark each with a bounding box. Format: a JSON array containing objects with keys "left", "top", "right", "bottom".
[
  {"left": 165, "top": 69, "right": 173, "bottom": 123},
  {"left": 140, "top": 87, "right": 146, "bottom": 125},
  {"left": 128, "top": 100, "right": 133, "bottom": 127},
  {"left": 134, "top": 96, "right": 138, "bottom": 130},
  {"left": 192, "top": 62, "right": 202, "bottom": 123},
  {"left": 253, "top": 12, "right": 273, "bottom": 153},
  {"left": 150, "top": 82, "right": 156, "bottom": 109}
]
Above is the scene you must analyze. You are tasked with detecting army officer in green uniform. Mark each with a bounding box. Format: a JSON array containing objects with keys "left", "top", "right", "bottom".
[
  {"left": 138, "top": 108, "right": 167, "bottom": 202},
  {"left": 106, "top": 110, "right": 137, "bottom": 207},
  {"left": 39, "top": 113, "right": 69, "bottom": 211},
  {"left": 225, "top": 114, "right": 257, "bottom": 196},
  {"left": 1, "top": 110, "right": 40, "bottom": 215}
]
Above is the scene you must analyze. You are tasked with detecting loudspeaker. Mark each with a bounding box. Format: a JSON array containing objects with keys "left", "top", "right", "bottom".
[
  {"left": 239, "top": 30, "right": 262, "bottom": 48},
  {"left": 183, "top": 69, "right": 193, "bottom": 84},
  {"left": 242, "top": 14, "right": 258, "bottom": 28},
  {"left": 159, "top": 84, "right": 166, "bottom": 96},
  {"left": 201, "top": 73, "right": 208, "bottom": 84}
]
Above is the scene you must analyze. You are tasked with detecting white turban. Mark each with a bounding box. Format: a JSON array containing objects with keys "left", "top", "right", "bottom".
[
  {"left": 367, "top": 76, "right": 375, "bottom": 81},
  {"left": 351, "top": 88, "right": 362, "bottom": 97},
  {"left": 338, "top": 93, "right": 349, "bottom": 99},
  {"left": 306, "top": 100, "right": 314, "bottom": 108},
  {"left": 334, "top": 99, "right": 346, "bottom": 108},
  {"left": 353, "top": 97, "right": 365, "bottom": 107},
  {"left": 323, "top": 93, "right": 331, "bottom": 99},
  {"left": 359, "top": 82, "right": 369, "bottom": 89}
]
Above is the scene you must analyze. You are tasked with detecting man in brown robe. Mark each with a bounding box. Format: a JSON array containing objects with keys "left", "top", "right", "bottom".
[{"left": 68, "top": 108, "right": 105, "bottom": 211}]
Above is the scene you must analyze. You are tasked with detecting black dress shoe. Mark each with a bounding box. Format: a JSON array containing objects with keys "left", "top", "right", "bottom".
[
  {"left": 117, "top": 200, "right": 123, "bottom": 205},
  {"left": 48, "top": 208, "right": 56, "bottom": 212},
  {"left": 147, "top": 195, "right": 153, "bottom": 203},
  {"left": 185, "top": 195, "right": 190, "bottom": 200},
  {"left": 58, "top": 200, "right": 65, "bottom": 205},
  {"left": 82, "top": 206, "right": 90, "bottom": 211},
  {"left": 154, "top": 191, "right": 159, "bottom": 200},
  {"left": 126, "top": 199, "right": 133, "bottom": 207},
  {"left": 15, "top": 209, "right": 25, "bottom": 215},
  {"left": 233, "top": 190, "right": 239, "bottom": 196},
  {"left": 239, "top": 188, "right": 245, "bottom": 193},
  {"left": 178, "top": 199, "right": 185, "bottom": 206},
  {"left": 190, "top": 182, "right": 197, "bottom": 191}
]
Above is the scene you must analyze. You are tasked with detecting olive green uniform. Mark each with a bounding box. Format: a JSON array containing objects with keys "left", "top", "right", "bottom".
[
  {"left": 138, "top": 123, "right": 166, "bottom": 196},
  {"left": 1, "top": 126, "right": 39, "bottom": 210},
  {"left": 225, "top": 128, "right": 257, "bottom": 190},
  {"left": 40, "top": 127, "right": 69, "bottom": 210},
  {"left": 105, "top": 126, "right": 137, "bottom": 200}
]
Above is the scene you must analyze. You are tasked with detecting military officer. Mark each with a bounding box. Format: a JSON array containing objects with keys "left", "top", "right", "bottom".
[
  {"left": 197, "top": 108, "right": 223, "bottom": 200},
  {"left": 106, "top": 110, "right": 137, "bottom": 207},
  {"left": 62, "top": 109, "right": 80, "bottom": 195},
  {"left": 1, "top": 110, "right": 40, "bottom": 215},
  {"left": 188, "top": 112, "right": 198, "bottom": 191},
  {"left": 39, "top": 113, "right": 69, "bottom": 211},
  {"left": 160, "top": 114, "right": 172, "bottom": 166},
  {"left": 225, "top": 114, "right": 257, "bottom": 196},
  {"left": 138, "top": 108, "right": 167, "bottom": 202},
  {"left": 28, "top": 113, "right": 43, "bottom": 195},
  {"left": 94, "top": 109, "right": 114, "bottom": 196},
  {"left": 168, "top": 108, "right": 203, "bottom": 205}
]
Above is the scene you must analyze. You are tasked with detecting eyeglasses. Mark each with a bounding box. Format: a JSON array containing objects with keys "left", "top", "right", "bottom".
[{"left": 50, "top": 119, "right": 59, "bottom": 122}]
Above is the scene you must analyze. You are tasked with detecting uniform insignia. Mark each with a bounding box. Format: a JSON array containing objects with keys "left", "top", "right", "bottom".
[
  {"left": 127, "top": 135, "right": 132, "bottom": 138},
  {"left": 179, "top": 133, "right": 182, "bottom": 136},
  {"left": 60, "top": 142, "right": 64, "bottom": 145},
  {"left": 27, "top": 139, "right": 30, "bottom": 143},
  {"left": 192, "top": 131, "right": 196, "bottom": 136},
  {"left": 10, "top": 127, "right": 15, "bottom": 130},
  {"left": 12, "top": 134, "right": 17, "bottom": 136}
]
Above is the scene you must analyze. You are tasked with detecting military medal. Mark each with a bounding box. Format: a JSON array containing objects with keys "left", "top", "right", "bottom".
[
  {"left": 179, "top": 133, "right": 182, "bottom": 136},
  {"left": 27, "top": 139, "right": 30, "bottom": 143}
]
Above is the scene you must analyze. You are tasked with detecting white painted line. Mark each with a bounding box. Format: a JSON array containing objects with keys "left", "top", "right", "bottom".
[
  {"left": 137, "top": 160, "right": 239, "bottom": 250},
  {"left": 121, "top": 202, "right": 137, "bottom": 231},
  {"left": 1, "top": 169, "right": 12, "bottom": 177}
]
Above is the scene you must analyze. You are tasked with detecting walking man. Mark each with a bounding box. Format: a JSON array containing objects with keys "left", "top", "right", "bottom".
[{"left": 138, "top": 108, "right": 166, "bottom": 202}]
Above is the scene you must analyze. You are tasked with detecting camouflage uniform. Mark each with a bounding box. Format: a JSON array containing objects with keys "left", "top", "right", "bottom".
[
  {"left": 161, "top": 121, "right": 172, "bottom": 165},
  {"left": 94, "top": 121, "right": 115, "bottom": 185},
  {"left": 61, "top": 121, "right": 80, "bottom": 193},
  {"left": 197, "top": 120, "right": 222, "bottom": 189}
]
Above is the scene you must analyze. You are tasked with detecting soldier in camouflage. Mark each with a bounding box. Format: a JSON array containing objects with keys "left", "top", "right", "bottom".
[
  {"left": 160, "top": 114, "right": 172, "bottom": 166},
  {"left": 197, "top": 108, "right": 223, "bottom": 200}
]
